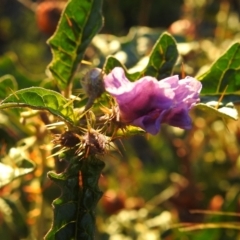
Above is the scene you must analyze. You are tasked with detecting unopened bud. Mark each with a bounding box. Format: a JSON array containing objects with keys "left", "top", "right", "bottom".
[{"left": 81, "top": 68, "right": 105, "bottom": 101}]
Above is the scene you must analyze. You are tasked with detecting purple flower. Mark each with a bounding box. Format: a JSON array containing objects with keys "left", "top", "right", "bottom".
[{"left": 104, "top": 67, "right": 202, "bottom": 135}]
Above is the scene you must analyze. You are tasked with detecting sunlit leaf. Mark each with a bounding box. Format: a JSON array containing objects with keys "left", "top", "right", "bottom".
[
  {"left": 0, "top": 87, "right": 75, "bottom": 124},
  {"left": 198, "top": 42, "right": 240, "bottom": 94},
  {"left": 195, "top": 102, "right": 238, "bottom": 120},
  {"left": 48, "top": 0, "right": 103, "bottom": 90},
  {"left": 0, "top": 137, "right": 36, "bottom": 188}
]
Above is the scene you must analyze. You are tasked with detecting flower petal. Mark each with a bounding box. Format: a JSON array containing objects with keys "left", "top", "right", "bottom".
[
  {"left": 161, "top": 106, "right": 193, "bottom": 129},
  {"left": 104, "top": 67, "right": 133, "bottom": 95},
  {"left": 103, "top": 67, "right": 202, "bottom": 134}
]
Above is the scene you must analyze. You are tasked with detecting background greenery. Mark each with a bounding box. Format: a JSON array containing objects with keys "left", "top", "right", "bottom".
[{"left": 0, "top": 0, "right": 240, "bottom": 239}]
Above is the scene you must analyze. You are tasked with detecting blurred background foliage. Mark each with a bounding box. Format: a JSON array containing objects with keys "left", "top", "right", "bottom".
[{"left": 0, "top": 0, "right": 240, "bottom": 239}]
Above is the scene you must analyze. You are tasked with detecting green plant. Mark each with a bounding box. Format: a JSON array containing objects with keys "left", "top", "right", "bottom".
[{"left": 1, "top": 0, "right": 240, "bottom": 239}]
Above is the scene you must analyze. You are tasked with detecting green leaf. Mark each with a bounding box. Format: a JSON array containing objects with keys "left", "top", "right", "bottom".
[
  {"left": 0, "top": 87, "right": 75, "bottom": 124},
  {"left": 198, "top": 42, "right": 240, "bottom": 95},
  {"left": 48, "top": 0, "right": 103, "bottom": 90},
  {"left": 0, "top": 137, "right": 36, "bottom": 188},
  {"left": 45, "top": 156, "right": 104, "bottom": 240},
  {"left": 45, "top": 161, "right": 80, "bottom": 240},
  {"left": 197, "top": 42, "right": 240, "bottom": 120},
  {"left": 142, "top": 32, "right": 178, "bottom": 79},
  {"left": 0, "top": 75, "right": 18, "bottom": 99}
]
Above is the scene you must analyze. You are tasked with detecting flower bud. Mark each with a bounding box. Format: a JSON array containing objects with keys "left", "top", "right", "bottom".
[{"left": 81, "top": 68, "right": 105, "bottom": 101}]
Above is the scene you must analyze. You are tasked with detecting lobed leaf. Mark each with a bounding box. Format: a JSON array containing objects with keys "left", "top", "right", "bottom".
[
  {"left": 48, "top": 0, "right": 103, "bottom": 90},
  {"left": 45, "top": 163, "right": 80, "bottom": 240},
  {"left": 45, "top": 156, "right": 104, "bottom": 240},
  {"left": 0, "top": 87, "right": 75, "bottom": 124}
]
